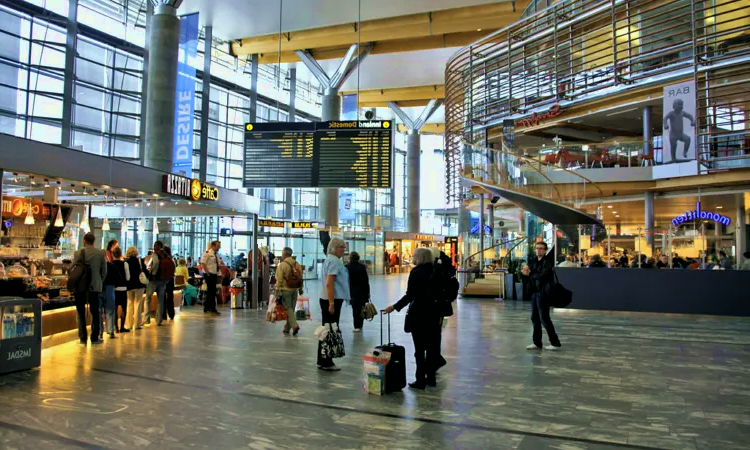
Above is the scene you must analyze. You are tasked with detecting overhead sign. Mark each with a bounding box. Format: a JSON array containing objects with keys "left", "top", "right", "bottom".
[
  {"left": 2, "top": 196, "right": 52, "bottom": 220},
  {"left": 243, "top": 120, "right": 392, "bottom": 188},
  {"left": 162, "top": 174, "right": 219, "bottom": 202},
  {"left": 671, "top": 201, "right": 730, "bottom": 227},
  {"left": 413, "top": 234, "right": 435, "bottom": 241},
  {"left": 258, "top": 219, "right": 285, "bottom": 228},
  {"left": 445, "top": 237, "right": 458, "bottom": 244},
  {"left": 515, "top": 104, "right": 564, "bottom": 128},
  {"left": 291, "top": 222, "right": 316, "bottom": 229},
  {"left": 172, "top": 12, "right": 199, "bottom": 176}
]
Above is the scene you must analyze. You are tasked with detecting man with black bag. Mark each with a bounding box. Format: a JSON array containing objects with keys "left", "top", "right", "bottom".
[
  {"left": 521, "top": 241, "right": 562, "bottom": 351},
  {"left": 70, "top": 232, "right": 107, "bottom": 345}
]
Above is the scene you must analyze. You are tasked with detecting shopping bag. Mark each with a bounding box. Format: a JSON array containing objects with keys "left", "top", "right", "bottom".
[
  {"left": 320, "top": 323, "right": 345, "bottom": 359},
  {"left": 295, "top": 296, "right": 311, "bottom": 321},
  {"left": 275, "top": 303, "right": 288, "bottom": 321},
  {"left": 363, "top": 349, "right": 391, "bottom": 395},
  {"left": 265, "top": 297, "right": 278, "bottom": 322}
]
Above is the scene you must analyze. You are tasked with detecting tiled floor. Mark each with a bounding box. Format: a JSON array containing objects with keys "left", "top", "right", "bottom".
[{"left": 1, "top": 274, "right": 749, "bottom": 449}]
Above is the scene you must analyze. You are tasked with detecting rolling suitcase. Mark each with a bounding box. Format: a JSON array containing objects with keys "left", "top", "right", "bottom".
[{"left": 375, "top": 311, "right": 406, "bottom": 393}]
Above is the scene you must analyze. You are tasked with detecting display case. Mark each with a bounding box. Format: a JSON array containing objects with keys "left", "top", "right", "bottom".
[{"left": 0, "top": 297, "right": 42, "bottom": 374}]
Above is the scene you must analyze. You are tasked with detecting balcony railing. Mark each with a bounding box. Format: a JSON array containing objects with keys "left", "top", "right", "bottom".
[{"left": 445, "top": 0, "right": 750, "bottom": 206}]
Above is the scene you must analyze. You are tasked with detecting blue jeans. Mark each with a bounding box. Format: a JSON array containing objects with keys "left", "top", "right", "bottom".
[
  {"left": 154, "top": 279, "right": 168, "bottom": 325},
  {"left": 531, "top": 292, "right": 560, "bottom": 347},
  {"left": 104, "top": 285, "right": 117, "bottom": 334}
]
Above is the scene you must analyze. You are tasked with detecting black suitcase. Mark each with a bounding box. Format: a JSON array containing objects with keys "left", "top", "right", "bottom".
[{"left": 376, "top": 311, "right": 407, "bottom": 393}]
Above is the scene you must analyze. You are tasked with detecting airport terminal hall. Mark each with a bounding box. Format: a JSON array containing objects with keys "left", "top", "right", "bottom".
[{"left": 2, "top": 0, "right": 750, "bottom": 448}]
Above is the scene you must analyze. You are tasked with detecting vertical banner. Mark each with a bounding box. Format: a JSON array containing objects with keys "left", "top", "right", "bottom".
[
  {"left": 339, "top": 190, "right": 355, "bottom": 222},
  {"left": 342, "top": 94, "right": 358, "bottom": 120},
  {"left": 662, "top": 80, "right": 696, "bottom": 164},
  {"left": 172, "top": 13, "right": 200, "bottom": 176}
]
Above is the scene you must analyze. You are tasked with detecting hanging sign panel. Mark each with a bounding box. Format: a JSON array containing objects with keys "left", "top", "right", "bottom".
[
  {"left": 172, "top": 12, "right": 199, "bottom": 176},
  {"left": 243, "top": 120, "right": 392, "bottom": 189},
  {"left": 662, "top": 80, "right": 697, "bottom": 164}
]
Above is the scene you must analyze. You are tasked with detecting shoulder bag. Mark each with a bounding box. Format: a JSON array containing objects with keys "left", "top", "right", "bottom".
[{"left": 547, "top": 270, "right": 573, "bottom": 308}]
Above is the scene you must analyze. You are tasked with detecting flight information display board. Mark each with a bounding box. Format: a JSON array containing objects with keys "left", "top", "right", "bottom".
[{"left": 243, "top": 120, "right": 392, "bottom": 188}]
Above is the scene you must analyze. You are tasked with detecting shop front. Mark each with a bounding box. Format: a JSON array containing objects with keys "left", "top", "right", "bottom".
[
  {"left": 0, "top": 134, "right": 260, "bottom": 347},
  {"left": 383, "top": 232, "right": 446, "bottom": 274}
]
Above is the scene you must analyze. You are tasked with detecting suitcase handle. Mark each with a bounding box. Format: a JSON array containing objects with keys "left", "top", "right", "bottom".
[{"left": 380, "top": 310, "right": 391, "bottom": 346}]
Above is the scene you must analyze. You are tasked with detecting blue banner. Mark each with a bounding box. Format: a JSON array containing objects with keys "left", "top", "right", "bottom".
[
  {"left": 172, "top": 13, "right": 199, "bottom": 176},
  {"left": 339, "top": 190, "right": 356, "bottom": 222},
  {"left": 342, "top": 94, "right": 357, "bottom": 120}
]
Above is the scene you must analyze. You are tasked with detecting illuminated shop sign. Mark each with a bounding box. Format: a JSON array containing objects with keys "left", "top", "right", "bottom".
[
  {"left": 162, "top": 174, "right": 219, "bottom": 202},
  {"left": 291, "top": 222, "right": 316, "bottom": 229},
  {"left": 671, "top": 201, "right": 731, "bottom": 227},
  {"left": 258, "top": 219, "right": 285, "bottom": 228},
  {"left": 414, "top": 234, "right": 434, "bottom": 241},
  {"left": 445, "top": 237, "right": 458, "bottom": 244},
  {"left": 515, "top": 104, "right": 564, "bottom": 128}
]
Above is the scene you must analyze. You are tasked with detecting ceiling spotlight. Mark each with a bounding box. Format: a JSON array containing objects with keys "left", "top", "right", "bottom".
[
  {"left": 147, "top": 202, "right": 151, "bottom": 207},
  {"left": 716, "top": 206, "right": 723, "bottom": 209},
  {"left": 30, "top": 177, "right": 35, "bottom": 185},
  {"left": 70, "top": 184, "right": 76, "bottom": 193},
  {"left": 477, "top": 28, "right": 482, "bottom": 31},
  {"left": 159, "top": 202, "right": 165, "bottom": 207},
  {"left": 612, "top": 211, "right": 617, "bottom": 214},
  {"left": 12, "top": 173, "right": 18, "bottom": 183},
  {"left": 188, "top": 201, "right": 192, "bottom": 205},
  {"left": 616, "top": 215, "right": 620, "bottom": 218},
  {"left": 44, "top": 179, "right": 50, "bottom": 188}
]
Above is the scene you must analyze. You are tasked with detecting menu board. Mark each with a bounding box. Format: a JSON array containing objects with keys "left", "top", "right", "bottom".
[{"left": 243, "top": 120, "right": 392, "bottom": 188}]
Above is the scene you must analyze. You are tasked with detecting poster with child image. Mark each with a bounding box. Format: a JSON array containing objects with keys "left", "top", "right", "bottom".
[{"left": 662, "top": 81, "right": 697, "bottom": 164}]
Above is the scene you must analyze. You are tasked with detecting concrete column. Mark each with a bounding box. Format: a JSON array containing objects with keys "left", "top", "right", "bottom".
[
  {"left": 645, "top": 191, "right": 655, "bottom": 253},
  {"left": 138, "top": 1, "right": 153, "bottom": 166},
  {"left": 319, "top": 88, "right": 341, "bottom": 228},
  {"left": 406, "top": 130, "right": 421, "bottom": 232},
  {"left": 198, "top": 26, "right": 212, "bottom": 182},
  {"left": 144, "top": 3, "right": 180, "bottom": 173},
  {"left": 642, "top": 105, "right": 652, "bottom": 157},
  {"left": 286, "top": 67, "right": 296, "bottom": 220},
  {"left": 737, "top": 194, "right": 746, "bottom": 267}
]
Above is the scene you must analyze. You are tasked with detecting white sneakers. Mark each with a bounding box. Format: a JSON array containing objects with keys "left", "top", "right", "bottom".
[
  {"left": 353, "top": 328, "right": 362, "bottom": 332},
  {"left": 526, "top": 344, "right": 561, "bottom": 351}
]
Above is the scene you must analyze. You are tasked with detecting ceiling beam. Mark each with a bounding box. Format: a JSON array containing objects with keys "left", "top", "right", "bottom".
[
  {"left": 342, "top": 85, "right": 445, "bottom": 107},
  {"left": 397, "top": 123, "right": 445, "bottom": 134},
  {"left": 231, "top": 1, "right": 529, "bottom": 61}
]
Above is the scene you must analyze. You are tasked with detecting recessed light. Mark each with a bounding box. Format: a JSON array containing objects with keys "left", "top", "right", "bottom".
[
  {"left": 607, "top": 205, "right": 613, "bottom": 208},
  {"left": 616, "top": 215, "right": 620, "bottom": 218},
  {"left": 122, "top": 188, "right": 129, "bottom": 192},
  {"left": 716, "top": 206, "right": 723, "bottom": 209},
  {"left": 612, "top": 211, "right": 617, "bottom": 214},
  {"left": 477, "top": 28, "right": 482, "bottom": 31},
  {"left": 102, "top": 185, "right": 110, "bottom": 189}
]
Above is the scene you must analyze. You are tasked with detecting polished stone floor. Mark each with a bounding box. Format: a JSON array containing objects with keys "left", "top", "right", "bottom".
[{"left": 1, "top": 274, "right": 750, "bottom": 450}]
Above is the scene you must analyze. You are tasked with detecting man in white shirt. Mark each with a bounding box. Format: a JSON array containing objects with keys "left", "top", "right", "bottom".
[{"left": 201, "top": 240, "right": 222, "bottom": 315}]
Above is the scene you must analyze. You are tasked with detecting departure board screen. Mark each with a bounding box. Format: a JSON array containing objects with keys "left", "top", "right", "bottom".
[{"left": 243, "top": 120, "right": 392, "bottom": 189}]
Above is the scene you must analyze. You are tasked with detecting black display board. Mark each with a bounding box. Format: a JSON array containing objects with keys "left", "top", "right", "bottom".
[{"left": 243, "top": 120, "right": 392, "bottom": 188}]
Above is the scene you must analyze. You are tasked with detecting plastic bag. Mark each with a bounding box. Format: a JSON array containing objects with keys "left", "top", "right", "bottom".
[
  {"left": 295, "top": 296, "right": 311, "bottom": 321},
  {"left": 265, "top": 296, "right": 278, "bottom": 322}
]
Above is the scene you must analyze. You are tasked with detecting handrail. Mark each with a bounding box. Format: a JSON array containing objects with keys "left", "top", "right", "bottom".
[
  {"left": 501, "top": 237, "right": 530, "bottom": 270},
  {"left": 461, "top": 236, "right": 527, "bottom": 268}
]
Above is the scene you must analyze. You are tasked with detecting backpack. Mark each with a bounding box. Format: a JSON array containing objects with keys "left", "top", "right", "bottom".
[
  {"left": 282, "top": 260, "right": 303, "bottom": 289},
  {"left": 157, "top": 251, "right": 176, "bottom": 281},
  {"left": 428, "top": 265, "right": 459, "bottom": 317},
  {"left": 67, "top": 251, "right": 92, "bottom": 294}
]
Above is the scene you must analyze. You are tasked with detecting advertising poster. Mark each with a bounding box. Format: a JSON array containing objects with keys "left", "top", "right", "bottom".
[
  {"left": 339, "top": 190, "right": 356, "bottom": 222},
  {"left": 342, "top": 94, "right": 358, "bottom": 120},
  {"left": 172, "top": 13, "right": 199, "bottom": 176},
  {"left": 662, "top": 80, "right": 697, "bottom": 164}
]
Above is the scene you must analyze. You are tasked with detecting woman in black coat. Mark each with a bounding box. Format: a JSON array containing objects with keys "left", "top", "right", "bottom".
[
  {"left": 346, "top": 252, "right": 370, "bottom": 331},
  {"left": 384, "top": 248, "right": 439, "bottom": 390}
]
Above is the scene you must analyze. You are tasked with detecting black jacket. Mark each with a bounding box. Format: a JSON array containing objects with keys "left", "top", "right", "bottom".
[
  {"left": 394, "top": 263, "right": 437, "bottom": 324},
  {"left": 126, "top": 256, "right": 146, "bottom": 290},
  {"left": 522, "top": 256, "right": 554, "bottom": 297},
  {"left": 346, "top": 262, "right": 370, "bottom": 302},
  {"left": 104, "top": 261, "right": 125, "bottom": 287},
  {"left": 112, "top": 260, "right": 129, "bottom": 288}
]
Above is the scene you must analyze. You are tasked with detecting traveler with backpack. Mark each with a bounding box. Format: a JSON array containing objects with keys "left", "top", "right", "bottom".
[
  {"left": 200, "top": 240, "right": 222, "bottom": 315},
  {"left": 384, "top": 248, "right": 440, "bottom": 390},
  {"left": 430, "top": 249, "right": 459, "bottom": 372},
  {"left": 111, "top": 247, "right": 130, "bottom": 334},
  {"left": 70, "top": 233, "right": 107, "bottom": 345},
  {"left": 152, "top": 241, "right": 175, "bottom": 326},
  {"left": 346, "top": 252, "right": 370, "bottom": 332},
  {"left": 275, "top": 247, "right": 304, "bottom": 335},
  {"left": 125, "top": 247, "right": 147, "bottom": 330}
]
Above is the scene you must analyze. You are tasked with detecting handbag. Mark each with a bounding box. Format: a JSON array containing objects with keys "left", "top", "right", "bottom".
[
  {"left": 361, "top": 302, "right": 378, "bottom": 321},
  {"left": 404, "top": 309, "right": 412, "bottom": 333},
  {"left": 139, "top": 271, "right": 149, "bottom": 285},
  {"left": 320, "top": 323, "right": 345, "bottom": 359},
  {"left": 547, "top": 270, "right": 573, "bottom": 308}
]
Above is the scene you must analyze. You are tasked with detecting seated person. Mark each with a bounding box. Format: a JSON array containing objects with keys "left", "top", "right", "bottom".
[
  {"left": 656, "top": 255, "right": 670, "bottom": 269},
  {"left": 557, "top": 255, "right": 577, "bottom": 267},
  {"left": 587, "top": 254, "right": 607, "bottom": 268}
]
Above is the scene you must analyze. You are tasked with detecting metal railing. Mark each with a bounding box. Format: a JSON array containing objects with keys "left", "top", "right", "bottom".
[{"left": 445, "top": 0, "right": 750, "bottom": 205}]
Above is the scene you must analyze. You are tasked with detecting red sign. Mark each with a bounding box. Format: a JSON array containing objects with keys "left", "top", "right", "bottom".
[
  {"left": 515, "top": 104, "right": 564, "bottom": 128},
  {"left": 1, "top": 196, "right": 53, "bottom": 220}
]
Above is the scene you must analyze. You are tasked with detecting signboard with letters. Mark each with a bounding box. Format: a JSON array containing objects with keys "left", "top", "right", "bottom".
[
  {"left": 291, "top": 222, "right": 317, "bottom": 229},
  {"left": 258, "top": 219, "right": 285, "bottom": 228},
  {"left": 162, "top": 174, "right": 219, "bottom": 202},
  {"left": 671, "top": 201, "right": 730, "bottom": 227}
]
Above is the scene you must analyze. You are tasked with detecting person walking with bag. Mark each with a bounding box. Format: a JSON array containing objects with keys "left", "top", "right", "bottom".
[
  {"left": 111, "top": 247, "right": 130, "bottom": 333},
  {"left": 275, "top": 247, "right": 304, "bottom": 335},
  {"left": 346, "top": 252, "right": 370, "bottom": 332},
  {"left": 71, "top": 232, "right": 107, "bottom": 345},
  {"left": 152, "top": 242, "right": 175, "bottom": 326},
  {"left": 201, "top": 240, "right": 222, "bottom": 315},
  {"left": 318, "top": 238, "right": 350, "bottom": 371},
  {"left": 521, "top": 241, "right": 562, "bottom": 351},
  {"left": 384, "top": 248, "right": 440, "bottom": 390},
  {"left": 125, "top": 247, "right": 146, "bottom": 330}
]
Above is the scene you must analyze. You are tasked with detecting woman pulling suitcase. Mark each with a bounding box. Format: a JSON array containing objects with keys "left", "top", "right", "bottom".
[{"left": 383, "top": 248, "right": 440, "bottom": 390}]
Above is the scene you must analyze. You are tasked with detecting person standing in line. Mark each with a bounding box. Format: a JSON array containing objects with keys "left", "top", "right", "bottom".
[
  {"left": 318, "top": 238, "right": 350, "bottom": 371},
  {"left": 142, "top": 249, "right": 158, "bottom": 325},
  {"left": 125, "top": 247, "right": 146, "bottom": 330},
  {"left": 73, "top": 233, "right": 107, "bottom": 345},
  {"left": 152, "top": 241, "right": 173, "bottom": 325},
  {"left": 162, "top": 246, "right": 176, "bottom": 321},
  {"left": 201, "top": 240, "right": 222, "bottom": 315},
  {"left": 103, "top": 252, "right": 124, "bottom": 339},
  {"left": 105, "top": 239, "right": 119, "bottom": 263},
  {"left": 111, "top": 247, "right": 130, "bottom": 333},
  {"left": 346, "top": 252, "right": 370, "bottom": 332},
  {"left": 275, "top": 247, "right": 303, "bottom": 335},
  {"left": 521, "top": 241, "right": 562, "bottom": 351},
  {"left": 384, "top": 248, "right": 440, "bottom": 390}
]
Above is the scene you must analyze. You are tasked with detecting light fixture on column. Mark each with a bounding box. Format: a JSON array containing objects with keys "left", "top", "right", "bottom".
[
  {"left": 80, "top": 205, "right": 91, "bottom": 233},
  {"left": 102, "top": 216, "right": 110, "bottom": 231},
  {"left": 54, "top": 204, "right": 64, "bottom": 227},
  {"left": 24, "top": 200, "right": 35, "bottom": 225}
]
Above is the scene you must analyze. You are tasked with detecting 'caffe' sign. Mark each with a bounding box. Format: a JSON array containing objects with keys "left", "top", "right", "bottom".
[
  {"left": 1, "top": 196, "right": 52, "bottom": 220},
  {"left": 163, "top": 174, "right": 219, "bottom": 202},
  {"left": 515, "top": 104, "right": 564, "bottom": 128}
]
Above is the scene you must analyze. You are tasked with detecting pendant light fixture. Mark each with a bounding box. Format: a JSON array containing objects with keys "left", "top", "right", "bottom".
[
  {"left": 102, "top": 216, "right": 110, "bottom": 231},
  {"left": 53, "top": 205, "right": 64, "bottom": 227},
  {"left": 80, "top": 205, "right": 91, "bottom": 233},
  {"left": 24, "top": 200, "right": 35, "bottom": 225},
  {"left": 153, "top": 218, "right": 160, "bottom": 236}
]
